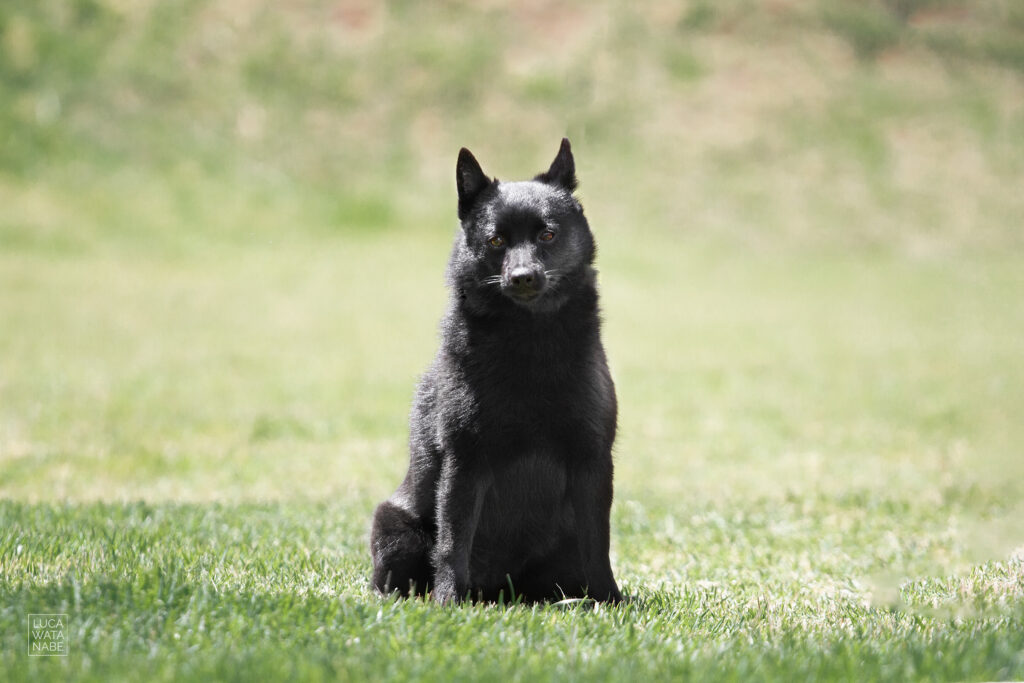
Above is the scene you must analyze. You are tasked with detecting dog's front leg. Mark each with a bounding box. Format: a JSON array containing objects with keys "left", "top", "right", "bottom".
[
  {"left": 430, "top": 455, "right": 486, "bottom": 604},
  {"left": 569, "top": 457, "right": 622, "bottom": 603}
]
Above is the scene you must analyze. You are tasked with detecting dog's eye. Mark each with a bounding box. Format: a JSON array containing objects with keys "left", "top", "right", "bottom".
[
  {"left": 488, "top": 236, "right": 505, "bottom": 248},
  {"left": 538, "top": 231, "right": 556, "bottom": 242}
]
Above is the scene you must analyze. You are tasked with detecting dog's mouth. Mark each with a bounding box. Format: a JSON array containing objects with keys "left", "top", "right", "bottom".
[
  {"left": 479, "top": 274, "right": 549, "bottom": 306},
  {"left": 502, "top": 287, "right": 544, "bottom": 305}
]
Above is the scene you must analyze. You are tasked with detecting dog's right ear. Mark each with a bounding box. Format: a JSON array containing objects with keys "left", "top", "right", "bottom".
[
  {"left": 534, "top": 138, "right": 577, "bottom": 192},
  {"left": 456, "top": 147, "right": 491, "bottom": 221}
]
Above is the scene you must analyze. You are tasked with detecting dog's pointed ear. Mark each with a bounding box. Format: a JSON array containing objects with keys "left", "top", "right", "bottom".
[
  {"left": 456, "top": 147, "right": 491, "bottom": 220},
  {"left": 534, "top": 137, "right": 577, "bottom": 192}
]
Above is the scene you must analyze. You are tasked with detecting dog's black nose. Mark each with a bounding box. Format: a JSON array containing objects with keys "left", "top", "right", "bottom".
[
  {"left": 507, "top": 267, "right": 545, "bottom": 293},
  {"left": 510, "top": 270, "right": 535, "bottom": 288}
]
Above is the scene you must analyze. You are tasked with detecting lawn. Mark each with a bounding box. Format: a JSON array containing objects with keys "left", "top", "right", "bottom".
[
  {"left": 3, "top": 234, "right": 1023, "bottom": 681},
  {"left": 2, "top": 1, "right": 1024, "bottom": 680}
]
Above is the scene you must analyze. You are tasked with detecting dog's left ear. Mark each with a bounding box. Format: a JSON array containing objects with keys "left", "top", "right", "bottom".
[
  {"left": 457, "top": 147, "right": 492, "bottom": 221},
  {"left": 534, "top": 138, "right": 577, "bottom": 192}
]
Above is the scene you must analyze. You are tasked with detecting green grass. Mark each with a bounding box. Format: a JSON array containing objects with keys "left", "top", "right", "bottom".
[
  {"left": 3, "top": 237, "right": 1023, "bottom": 681},
  {"left": 3, "top": 0, "right": 1024, "bottom": 680},
  {"left": 2, "top": 499, "right": 1023, "bottom": 681}
]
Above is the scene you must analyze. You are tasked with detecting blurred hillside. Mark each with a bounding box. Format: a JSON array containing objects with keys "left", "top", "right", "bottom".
[
  {"left": 2, "top": 0, "right": 1023, "bottom": 255},
  {"left": 2, "top": 1, "right": 1024, "bottom": 508}
]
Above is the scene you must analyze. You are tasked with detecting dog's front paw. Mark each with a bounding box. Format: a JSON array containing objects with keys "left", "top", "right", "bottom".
[
  {"left": 430, "top": 580, "right": 464, "bottom": 605},
  {"left": 590, "top": 582, "right": 623, "bottom": 604},
  {"left": 430, "top": 559, "right": 469, "bottom": 604}
]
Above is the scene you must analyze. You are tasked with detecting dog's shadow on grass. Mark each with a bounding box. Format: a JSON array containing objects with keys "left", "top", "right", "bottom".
[{"left": 378, "top": 587, "right": 642, "bottom": 612}]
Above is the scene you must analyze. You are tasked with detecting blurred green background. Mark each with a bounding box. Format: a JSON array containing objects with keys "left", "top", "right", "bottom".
[{"left": 2, "top": 0, "right": 1023, "bottom": 519}]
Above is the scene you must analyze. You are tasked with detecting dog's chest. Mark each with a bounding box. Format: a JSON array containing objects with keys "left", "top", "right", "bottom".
[
  {"left": 473, "top": 350, "right": 598, "bottom": 431},
  {"left": 474, "top": 451, "right": 571, "bottom": 545}
]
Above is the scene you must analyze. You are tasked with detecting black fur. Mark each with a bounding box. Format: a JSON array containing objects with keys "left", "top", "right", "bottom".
[{"left": 370, "top": 139, "right": 621, "bottom": 604}]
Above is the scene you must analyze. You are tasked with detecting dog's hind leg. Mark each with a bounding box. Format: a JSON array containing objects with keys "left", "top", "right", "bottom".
[{"left": 370, "top": 500, "right": 433, "bottom": 597}]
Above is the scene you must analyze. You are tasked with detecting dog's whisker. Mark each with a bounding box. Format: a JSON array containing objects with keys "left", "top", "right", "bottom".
[{"left": 544, "top": 269, "right": 565, "bottom": 289}]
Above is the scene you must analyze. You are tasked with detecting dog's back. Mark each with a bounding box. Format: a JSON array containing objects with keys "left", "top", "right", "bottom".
[{"left": 371, "top": 139, "right": 621, "bottom": 603}]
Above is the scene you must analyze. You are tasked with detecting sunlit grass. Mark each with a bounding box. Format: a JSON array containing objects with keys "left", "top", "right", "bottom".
[{"left": 1, "top": 499, "right": 1022, "bottom": 681}]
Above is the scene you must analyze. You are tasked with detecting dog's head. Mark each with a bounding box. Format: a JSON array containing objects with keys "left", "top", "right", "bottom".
[{"left": 450, "top": 138, "right": 596, "bottom": 313}]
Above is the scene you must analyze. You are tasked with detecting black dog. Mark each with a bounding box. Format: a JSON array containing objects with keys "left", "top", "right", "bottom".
[{"left": 370, "top": 139, "right": 621, "bottom": 604}]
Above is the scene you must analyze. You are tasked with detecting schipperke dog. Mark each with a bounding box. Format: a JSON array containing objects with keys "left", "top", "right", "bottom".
[{"left": 370, "top": 139, "right": 621, "bottom": 604}]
